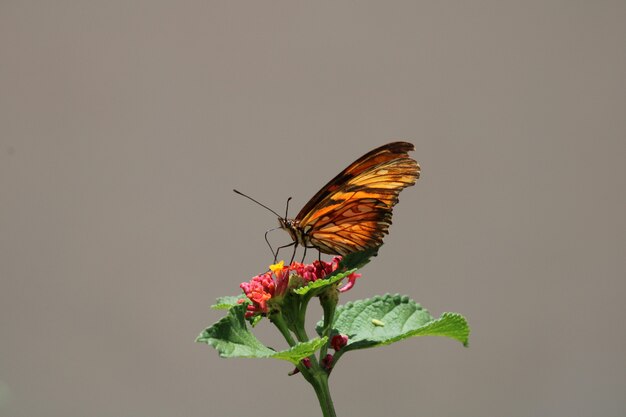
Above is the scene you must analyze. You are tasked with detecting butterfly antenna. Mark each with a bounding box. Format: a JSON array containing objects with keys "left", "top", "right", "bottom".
[
  {"left": 285, "top": 197, "right": 292, "bottom": 219},
  {"left": 233, "top": 189, "right": 282, "bottom": 218}
]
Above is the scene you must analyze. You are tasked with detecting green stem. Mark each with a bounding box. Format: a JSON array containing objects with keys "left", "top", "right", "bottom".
[
  {"left": 319, "top": 304, "right": 335, "bottom": 359},
  {"left": 309, "top": 372, "right": 336, "bottom": 417},
  {"left": 330, "top": 349, "right": 344, "bottom": 365},
  {"left": 297, "top": 293, "right": 314, "bottom": 332},
  {"left": 272, "top": 296, "right": 337, "bottom": 416},
  {"left": 269, "top": 312, "right": 297, "bottom": 347},
  {"left": 293, "top": 307, "right": 336, "bottom": 416},
  {"left": 270, "top": 310, "right": 318, "bottom": 385},
  {"left": 293, "top": 321, "right": 310, "bottom": 343},
  {"left": 318, "top": 288, "right": 338, "bottom": 360}
]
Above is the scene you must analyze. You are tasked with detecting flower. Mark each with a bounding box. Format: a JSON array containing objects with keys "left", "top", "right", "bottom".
[
  {"left": 269, "top": 260, "right": 285, "bottom": 275},
  {"left": 240, "top": 272, "right": 275, "bottom": 317},
  {"left": 289, "top": 256, "right": 362, "bottom": 292},
  {"left": 289, "top": 257, "right": 341, "bottom": 282},
  {"left": 269, "top": 261, "right": 290, "bottom": 297},
  {"left": 239, "top": 261, "right": 291, "bottom": 317},
  {"left": 240, "top": 257, "right": 363, "bottom": 317},
  {"left": 338, "top": 271, "right": 362, "bottom": 293}
]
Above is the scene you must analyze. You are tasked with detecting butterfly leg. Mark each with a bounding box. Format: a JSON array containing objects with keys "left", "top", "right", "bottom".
[
  {"left": 274, "top": 241, "right": 297, "bottom": 264},
  {"left": 301, "top": 246, "right": 307, "bottom": 263},
  {"left": 264, "top": 227, "right": 280, "bottom": 260},
  {"left": 300, "top": 245, "right": 319, "bottom": 264},
  {"left": 288, "top": 243, "right": 298, "bottom": 265}
]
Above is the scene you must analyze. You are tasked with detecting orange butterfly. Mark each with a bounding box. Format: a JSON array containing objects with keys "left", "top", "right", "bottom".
[{"left": 236, "top": 141, "right": 420, "bottom": 262}]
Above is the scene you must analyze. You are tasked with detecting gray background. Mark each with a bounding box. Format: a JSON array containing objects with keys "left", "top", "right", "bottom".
[{"left": 1, "top": 2, "right": 625, "bottom": 417}]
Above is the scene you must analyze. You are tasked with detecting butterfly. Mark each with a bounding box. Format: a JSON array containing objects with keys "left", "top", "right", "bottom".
[{"left": 235, "top": 141, "right": 420, "bottom": 263}]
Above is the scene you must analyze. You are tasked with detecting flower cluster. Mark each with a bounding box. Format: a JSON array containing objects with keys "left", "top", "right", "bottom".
[
  {"left": 239, "top": 257, "right": 362, "bottom": 317},
  {"left": 239, "top": 271, "right": 276, "bottom": 317},
  {"left": 290, "top": 257, "right": 341, "bottom": 281},
  {"left": 290, "top": 257, "right": 362, "bottom": 293}
]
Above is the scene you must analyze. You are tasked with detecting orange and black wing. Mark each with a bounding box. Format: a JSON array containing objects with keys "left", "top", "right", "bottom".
[{"left": 296, "top": 141, "right": 420, "bottom": 255}]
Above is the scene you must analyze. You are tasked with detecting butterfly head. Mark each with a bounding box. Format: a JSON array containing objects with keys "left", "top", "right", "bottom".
[
  {"left": 278, "top": 217, "right": 299, "bottom": 242},
  {"left": 278, "top": 196, "right": 307, "bottom": 245}
]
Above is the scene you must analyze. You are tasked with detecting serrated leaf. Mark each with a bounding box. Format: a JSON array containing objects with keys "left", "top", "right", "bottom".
[
  {"left": 271, "top": 337, "right": 328, "bottom": 362},
  {"left": 317, "top": 294, "right": 469, "bottom": 351},
  {"left": 211, "top": 295, "right": 246, "bottom": 310},
  {"left": 197, "top": 303, "right": 326, "bottom": 364},
  {"left": 293, "top": 269, "right": 357, "bottom": 295}
]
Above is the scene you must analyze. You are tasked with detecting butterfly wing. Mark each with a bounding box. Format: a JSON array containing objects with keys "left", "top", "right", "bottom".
[{"left": 296, "top": 141, "right": 420, "bottom": 255}]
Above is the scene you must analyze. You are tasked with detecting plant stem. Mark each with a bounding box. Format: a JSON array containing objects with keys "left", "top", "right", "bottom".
[
  {"left": 270, "top": 310, "right": 320, "bottom": 386},
  {"left": 309, "top": 371, "right": 336, "bottom": 417},
  {"left": 273, "top": 296, "right": 337, "bottom": 416},
  {"left": 318, "top": 288, "right": 337, "bottom": 359},
  {"left": 269, "top": 312, "right": 297, "bottom": 347},
  {"left": 293, "top": 320, "right": 310, "bottom": 343}
]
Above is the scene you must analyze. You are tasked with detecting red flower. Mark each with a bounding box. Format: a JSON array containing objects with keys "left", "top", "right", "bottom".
[
  {"left": 240, "top": 258, "right": 363, "bottom": 317},
  {"left": 338, "top": 271, "right": 362, "bottom": 293},
  {"left": 240, "top": 272, "right": 275, "bottom": 317},
  {"left": 290, "top": 256, "right": 362, "bottom": 292},
  {"left": 240, "top": 261, "right": 292, "bottom": 317},
  {"left": 269, "top": 261, "right": 290, "bottom": 296},
  {"left": 288, "top": 256, "right": 341, "bottom": 282}
]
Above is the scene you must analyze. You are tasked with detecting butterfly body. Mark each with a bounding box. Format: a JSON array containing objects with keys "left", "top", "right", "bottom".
[{"left": 276, "top": 141, "right": 420, "bottom": 257}]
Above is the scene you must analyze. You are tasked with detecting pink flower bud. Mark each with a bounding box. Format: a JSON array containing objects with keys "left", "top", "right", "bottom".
[
  {"left": 322, "top": 354, "right": 333, "bottom": 370},
  {"left": 330, "top": 334, "right": 349, "bottom": 351}
]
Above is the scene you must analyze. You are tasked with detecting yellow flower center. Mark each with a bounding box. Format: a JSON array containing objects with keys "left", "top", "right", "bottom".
[{"left": 269, "top": 260, "right": 285, "bottom": 274}]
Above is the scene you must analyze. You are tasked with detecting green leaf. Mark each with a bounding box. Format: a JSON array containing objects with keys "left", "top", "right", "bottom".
[
  {"left": 293, "top": 269, "right": 357, "bottom": 295},
  {"left": 197, "top": 303, "right": 326, "bottom": 364},
  {"left": 317, "top": 294, "right": 470, "bottom": 352},
  {"left": 211, "top": 295, "right": 246, "bottom": 310},
  {"left": 338, "top": 247, "right": 378, "bottom": 270},
  {"left": 271, "top": 337, "right": 328, "bottom": 362}
]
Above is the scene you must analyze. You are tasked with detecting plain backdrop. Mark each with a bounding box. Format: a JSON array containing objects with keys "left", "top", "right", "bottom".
[{"left": 1, "top": 2, "right": 625, "bottom": 417}]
